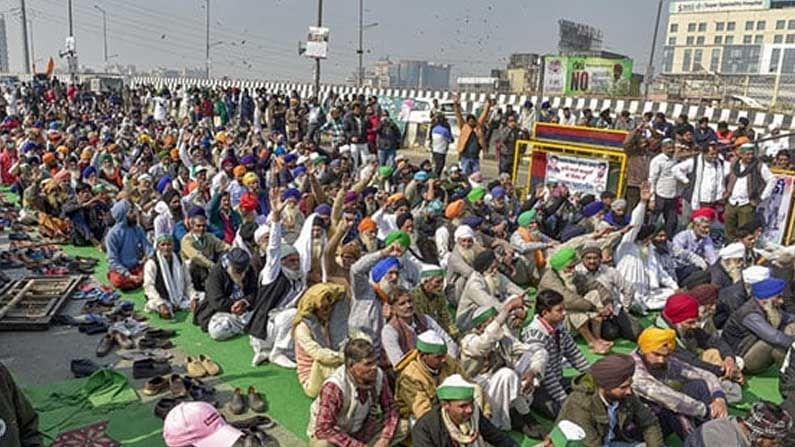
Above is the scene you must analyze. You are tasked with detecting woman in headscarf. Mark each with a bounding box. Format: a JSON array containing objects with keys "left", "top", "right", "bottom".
[{"left": 291, "top": 283, "right": 348, "bottom": 398}]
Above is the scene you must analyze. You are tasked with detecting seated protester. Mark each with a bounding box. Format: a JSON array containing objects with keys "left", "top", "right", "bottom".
[
  {"left": 541, "top": 247, "right": 613, "bottom": 354},
  {"left": 600, "top": 198, "right": 629, "bottom": 229},
  {"left": 106, "top": 199, "right": 153, "bottom": 290},
  {"left": 207, "top": 190, "right": 241, "bottom": 245},
  {"left": 736, "top": 221, "right": 762, "bottom": 266},
  {"left": 385, "top": 230, "right": 422, "bottom": 290},
  {"left": 721, "top": 277, "right": 795, "bottom": 374},
  {"left": 322, "top": 219, "right": 361, "bottom": 286},
  {"left": 192, "top": 248, "right": 257, "bottom": 341},
  {"left": 157, "top": 189, "right": 188, "bottom": 253},
  {"left": 657, "top": 293, "right": 744, "bottom": 385},
  {"left": 556, "top": 355, "right": 665, "bottom": 447},
  {"left": 395, "top": 331, "right": 486, "bottom": 423},
  {"left": 434, "top": 199, "right": 466, "bottom": 268},
  {"left": 349, "top": 242, "right": 406, "bottom": 353},
  {"left": 31, "top": 177, "right": 71, "bottom": 239},
  {"left": 447, "top": 225, "right": 480, "bottom": 299},
  {"left": 510, "top": 209, "right": 555, "bottom": 273},
  {"left": 0, "top": 361, "right": 44, "bottom": 447},
  {"left": 411, "top": 265, "right": 459, "bottom": 341},
  {"left": 632, "top": 328, "right": 729, "bottom": 440},
  {"left": 248, "top": 201, "right": 309, "bottom": 368},
  {"left": 231, "top": 222, "right": 264, "bottom": 274},
  {"left": 180, "top": 207, "right": 229, "bottom": 293},
  {"left": 279, "top": 188, "right": 305, "bottom": 245},
  {"left": 523, "top": 289, "right": 591, "bottom": 419},
  {"left": 307, "top": 338, "right": 408, "bottom": 446},
  {"left": 292, "top": 283, "right": 348, "bottom": 398},
  {"left": 684, "top": 401, "right": 792, "bottom": 447},
  {"left": 62, "top": 182, "right": 102, "bottom": 247},
  {"left": 456, "top": 249, "right": 525, "bottom": 330},
  {"left": 672, "top": 208, "right": 718, "bottom": 280},
  {"left": 495, "top": 245, "right": 536, "bottom": 292},
  {"left": 688, "top": 283, "right": 721, "bottom": 335},
  {"left": 412, "top": 374, "right": 519, "bottom": 447},
  {"left": 143, "top": 230, "right": 195, "bottom": 320},
  {"left": 574, "top": 244, "right": 641, "bottom": 342},
  {"left": 294, "top": 204, "right": 331, "bottom": 286},
  {"left": 355, "top": 216, "right": 381, "bottom": 255},
  {"left": 459, "top": 298, "right": 547, "bottom": 437},
  {"left": 716, "top": 266, "right": 770, "bottom": 329},
  {"left": 710, "top": 242, "right": 746, "bottom": 289},
  {"left": 382, "top": 287, "right": 458, "bottom": 368}
]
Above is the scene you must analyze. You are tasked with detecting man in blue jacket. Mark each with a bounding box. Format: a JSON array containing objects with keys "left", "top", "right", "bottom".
[{"left": 105, "top": 199, "right": 153, "bottom": 290}]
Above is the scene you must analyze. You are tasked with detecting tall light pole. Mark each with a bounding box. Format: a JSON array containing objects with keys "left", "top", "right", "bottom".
[
  {"left": 204, "top": 0, "right": 210, "bottom": 78},
  {"left": 358, "top": 0, "right": 363, "bottom": 87},
  {"left": 19, "top": 0, "right": 30, "bottom": 73},
  {"left": 645, "top": 0, "right": 664, "bottom": 98},
  {"left": 28, "top": 18, "right": 34, "bottom": 71},
  {"left": 94, "top": 5, "right": 107, "bottom": 64},
  {"left": 314, "top": 0, "right": 322, "bottom": 95},
  {"left": 67, "top": 0, "right": 76, "bottom": 84}
]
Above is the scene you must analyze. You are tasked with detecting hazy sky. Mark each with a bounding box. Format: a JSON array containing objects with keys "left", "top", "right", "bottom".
[{"left": 0, "top": 0, "right": 669, "bottom": 83}]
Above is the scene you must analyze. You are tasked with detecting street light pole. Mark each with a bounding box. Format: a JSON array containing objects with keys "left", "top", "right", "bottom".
[
  {"left": 205, "top": 0, "right": 210, "bottom": 78},
  {"left": 645, "top": 0, "right": 664, "bottom": 98},
  {"left": 19, "top": 0, "right": 30, "bottom": 73},
  {"left": 94, "top": 5, "right": 107, "bottom": 64},
  {"left": 358, "top": 0, "right": 363, "bottom": 87},
  {"left": 314, "top": 0, "right": 323, "bottom": 96}
]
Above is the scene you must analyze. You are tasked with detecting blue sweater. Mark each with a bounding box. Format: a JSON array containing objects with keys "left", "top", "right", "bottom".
[{"left": 105, "top": 200, "right": 153, "bottom": 275}]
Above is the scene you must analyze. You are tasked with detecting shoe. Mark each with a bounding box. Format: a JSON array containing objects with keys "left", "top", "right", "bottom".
[
  {"left": 228, "top": 387, "right": 246, "bottom": 415},
  {"left": 96, "top": 333, "right": 116, "bottom": 357},
  {"left": 142, "top": 376, "right": 169, "bottom": 396},
  {"left": 199, "top": 354, "right": 221, "bottom": 376},
  {"left": 186, "top": 357, "right": 207, "bottom": 378},
  {"left": 242, "top": 432, "right": 263, "bottom": 447},
  {"left": 138, "top": 336, "right": 174, "bottom": 350},
  {"left": 133, "top": 358, "right": 172, "bottom": 379},
  {"left": 252, "top": 430, "right": 278, "bottom": 447},
  {"left": 247, "top": 386, "right": 267, "bottom": 413},
  {"left": 146, "top": 328, "right": 177, "bottom": 338},
  {"left": 154, "top": 397, "right": 184, "bottom": 420},
  {"left": 230, "top": 416, "right": 276, "bottom": 431},
  {"left": 113, "top": 331, "right": 135, "bottom": 349},
  {"left": 268, "top": 353, "right": 296, "bottom": 369},
  {"left": 70, "top": 358, "right": 101, "bottom": 378},
  {"left": 168, "top": 374, "right": 188, "bottom": 398}
]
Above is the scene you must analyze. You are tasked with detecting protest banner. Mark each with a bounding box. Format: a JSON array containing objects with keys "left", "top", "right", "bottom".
[
  {"left": 759, "top": 173, "right": 795, "bottom": 245},
  {"left": 545, "top": 154, "right": 610, "bottom": 195}
]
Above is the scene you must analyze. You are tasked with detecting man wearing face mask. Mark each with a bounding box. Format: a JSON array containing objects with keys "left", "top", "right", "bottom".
[
  {"left": 193, "top": 247, "right": 257, "bottom": 341},
  {"left": 456, "top": 249, "right": 525, "bottom": 331},
  {"left": 656, "top": 293, "right": 743, "bottom": 386},
  {"left": 106, "top": 199, "right": 154, "bottom": 290},
  {"left": 247, "top": 194, "right": 308, "bottom": 368},
  {"left": 721, "top": 277, "right": 795, "bottom": 374}
]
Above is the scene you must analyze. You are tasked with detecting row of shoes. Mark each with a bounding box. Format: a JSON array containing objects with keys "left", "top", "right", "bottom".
[
  {"left": 229, "top": 386, "right": 268, "bottom": 415},
  {"left": 186, "top": 355, "right": 222, "bottom": 378},
  {"left": 144, "top": 374, "right": 216, "bottom": 401},
  {"left": 96, "top": 327, "right": 176, "bottom": 357}
]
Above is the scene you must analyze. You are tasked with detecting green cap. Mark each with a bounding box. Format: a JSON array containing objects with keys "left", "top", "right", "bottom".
[
  {"left": 379, "top": 165, "right": 394, "bottom": 178},
  {"left": 471, "top": 306, "right": 498, "bottom": 327},
  {"left": 421, "top": 267, "right": 446, "bottom": 279},
  {"left": 416, "top": 330, "right": 447, "bottom": 354},
  {"left": 517, "top": 209, "right": 537, "bottom": 227},
  {"left": 739, "top": 143, "right": 757, "bottom": 153},
  {"left": 436, "top": 374, "right": 475, "bottom": 401},
  {"left": 550, "top": 247, "right": 577, "bottom": 271},
  {"left": 384, "top": 230, "right": 410, "bottom": 248},
  {"left": 467, "top": 186, "right": 486, "bottom": 204}
]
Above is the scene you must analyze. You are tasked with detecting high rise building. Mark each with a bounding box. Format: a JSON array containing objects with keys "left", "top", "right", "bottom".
[
  {"left": 386, "top": 60, "right": 451, "bottom": 90},
  {"left": 0, "top": 15, "right": 9, "bottom": 73}
]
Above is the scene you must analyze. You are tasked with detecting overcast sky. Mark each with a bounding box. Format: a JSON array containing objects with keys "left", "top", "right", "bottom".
[{"left": 0, "top": 0, "right": 669, "bottom": 83}]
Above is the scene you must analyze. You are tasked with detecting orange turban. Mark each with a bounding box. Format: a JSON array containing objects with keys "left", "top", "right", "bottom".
[
  {"left": 387, "top": 192, "right": 405, "bottom": 204},
  {"left": 445, "top": 199, "right": 465, "bottom": 219},
  {"left": 170, "top": 148, "right": 180, "bottom": 160},
  {"left": 42, "top": 153, "right": 56, "bottom": 164},
  {"left": 638, "top": 328, "right": 676, "bottom": 354},
  {"left": 358, "top": 217, "right": 377, "bottom": 233},
  {"left": 233, "top": 165, "right": 247, "bottom": 178}
]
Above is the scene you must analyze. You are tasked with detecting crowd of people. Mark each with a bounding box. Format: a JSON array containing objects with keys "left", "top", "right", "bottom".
[{"left": 1, "top": 77, "right": 795, "bottom": 447}]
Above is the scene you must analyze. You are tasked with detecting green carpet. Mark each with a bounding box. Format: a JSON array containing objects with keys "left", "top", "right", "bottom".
[{"left": 3, "top": 181, "right": 782, "bottom": 446}]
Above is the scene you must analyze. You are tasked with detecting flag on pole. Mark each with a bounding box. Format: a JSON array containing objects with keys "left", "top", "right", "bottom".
[{"left": 45, "top": 57, "right": 55, "bottom": 77}]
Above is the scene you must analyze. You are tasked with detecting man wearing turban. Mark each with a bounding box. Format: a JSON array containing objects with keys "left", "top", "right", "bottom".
[
  {"left": 556, "top": 354, "right": 665, "bottom": 447},
  {"left": 457, "top": 248, "right": 525, "bottom": 330},
  {"left": 631, "top": 327, "right": 728, "bottom": 441},
  {"left": 686, "top": 401, "right": 792, "bottom": 447},
  {"left": 446, "top": 225, "right": 482, "bottom": 299}
]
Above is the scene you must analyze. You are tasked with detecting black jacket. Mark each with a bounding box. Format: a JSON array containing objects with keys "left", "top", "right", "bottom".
[
  {"left": 708, "top": 262, "right": 734, "bottom": 290},
  {"left": 343, "top": 112, "right": 367, "bottom": 143},
  {"left": 715, "top": 282, "right": 747, "bottom": 330},
  {"left": 193, "top": 262, "right": 258, "bottom": 331},
  {"left": 246, "top": 272, "right": 295, "bottom": 340},
  {"left": 412, "top": 406, "right": 517, "bottom": 447}
]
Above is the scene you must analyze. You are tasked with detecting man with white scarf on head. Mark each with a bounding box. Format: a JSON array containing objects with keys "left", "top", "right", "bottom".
[
  {"left": 247, "top": 195, "right": 308, "bottom": 368},
  {"left": 293, "top": 205, "right": 330, "bottom": 285},
  {"left": 447, "top": 225, "right": 481, "bottom": 301},
  {"left": 143, "top": 225, "right": 195, "bottom": 320}
]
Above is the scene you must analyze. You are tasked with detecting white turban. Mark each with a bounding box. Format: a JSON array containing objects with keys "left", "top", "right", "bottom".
[
  {"left": 742, "top": 266, "right": 770, "bottom": 284},
  {"left": 454, "top": 225, "right": 475, "bottom": 241},
  {"left": 719, "top": 242, "right": 745, "bottom": 260},
  {"left": 254, "top": 225, "right": 269, "bottom": 244}
]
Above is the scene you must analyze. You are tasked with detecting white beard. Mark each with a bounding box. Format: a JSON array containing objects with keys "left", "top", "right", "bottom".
[
  {"left": 483, "top": 272, "right": 498, "bottom": 294},
  {"left": 379, "top": 278, "right": 396, "bottom": 295},
  {"left": 761, "top": 299, "right": 783, "bottom": 328},
  {"left": 458, "top": 247, "right": 475, "bottom": 264},
  {"left": 361, "top": 234, "right": 378, "bottom": 252},
  {"left": 722, "top": 261, "right": 742, "bottom": 283}
]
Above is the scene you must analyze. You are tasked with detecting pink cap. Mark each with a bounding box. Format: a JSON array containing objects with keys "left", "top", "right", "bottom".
[{"left": 163, "top": 401, "right": 243, "bottom": 447}]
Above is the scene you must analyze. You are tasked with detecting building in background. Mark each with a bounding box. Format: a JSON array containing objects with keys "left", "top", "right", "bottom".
[
  {"left": 456, "top": 76, "right": 501, "bottom": 94},
  {"left": 387, "top": 60, "right": 451, "bottom": 90},
  {"left": 661, "top": 0, "right": 795, "bottom": 107},
  {"left": 0, "top": 15, "right": 8, "bottom": 73}
]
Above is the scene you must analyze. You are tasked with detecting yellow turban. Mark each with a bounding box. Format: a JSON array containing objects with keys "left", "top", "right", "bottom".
[
  {"left": 242, "top": 172, "right": 259, "bottom": 187},
  {"left": 637, "top": 327, "right": 676, "bottom": 354}
]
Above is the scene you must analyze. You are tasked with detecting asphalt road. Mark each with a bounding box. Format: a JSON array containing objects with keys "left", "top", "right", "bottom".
[{"left": 400, "top": 146, "right": 531, "bottom": 189}]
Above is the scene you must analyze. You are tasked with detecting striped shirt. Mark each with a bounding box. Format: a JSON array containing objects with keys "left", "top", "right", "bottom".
[{"left": 521, "top": 315, "right": 589, "bottom": 403}]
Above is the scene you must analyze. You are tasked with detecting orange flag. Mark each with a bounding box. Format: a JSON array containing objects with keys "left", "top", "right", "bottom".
[{"left": 45, "top": 57, "right": 54, "bottom": 77}]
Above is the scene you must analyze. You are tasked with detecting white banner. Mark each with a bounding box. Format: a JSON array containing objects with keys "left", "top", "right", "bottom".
[
  {"left": 545, "top": 154, "right": 609, "bottom": 195},
  {"left": 758, "top": 174, "right": 794, "bottom": 245},
  {"left": 670, "top": 0, "right": 770, "bottom": 14},
  {"left": 305, "top": 26, "right": 329, "bottom": 59}
]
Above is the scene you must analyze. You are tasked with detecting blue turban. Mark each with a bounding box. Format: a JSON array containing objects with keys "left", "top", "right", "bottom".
[
  {"left": 315, "top": 204, "right": 332, "bottom": 216},
  {"left": 372, "top": 257, "right": 400, "bottom": 283},
  {"left": 292, "top": 166, "right": 307, "bottom": 178},
  {"left": 582, "top": 201, "right": 604, "bottom": 218},
  {"left": 21, "top": 141, "right": 37, "bottom": 153},
  {"left": 752, "top": 278, "right": 786, "bottom": 300},
  {"left": 362, "top": 186, "right": 377, "bottom": 197},
  {"left": 81, "top": 166, "right": 97, "bottom": 179},
  {"left": 201, "top": 136, "right": 211, "bottom": 148},
  {"left": 284, "top": 153, "right": 298, "bottom": 163},
  {"left": 273, "top": 146, "right": 286, "bottom": 156},
  {"left": 413, "top": 171, "right": 429, "bottom": 182},
  {"left": 462, "top": 215, "right": 482, "bottom": 229},
  {"left": 491, "top": 186, "right": 505, "bottom": 199},
  {"left": 156, "top": 175, "right": 172, "bottom": 194},
  {"left": 240, "top": 154, "right": 256, "bottom": 165},
  {"left": 187, "top": 206, "right": 206, "bottom": 219},
  {"left": 282, "top": 188, "right": 301, "bottom": 202}
]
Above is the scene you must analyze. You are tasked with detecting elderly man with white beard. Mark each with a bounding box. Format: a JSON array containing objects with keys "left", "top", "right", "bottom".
[
  {"left": 349, "top": 239, "right": 407, "bottom": 352},
  {"left": 294, "top": 203, "right": 331, "bottom": 286},
  {"left": 709, "top": 242, "right": 746, "bottom": 289},
  {"left": 279, "top": 187, "right": 305, "bottom": 244},
  {"left": 247, "top": 194, "right": 308, "bottom": 368},
  {"left": 721, "top": 277, "right": 795, "bottom": 374},
  {"left": 447, "top": 225, "right": 480, "bottom": 301},
  {"left": 456, "top": 249, "right": 526, "bottom": 331}
]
